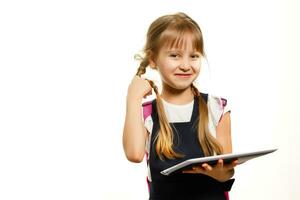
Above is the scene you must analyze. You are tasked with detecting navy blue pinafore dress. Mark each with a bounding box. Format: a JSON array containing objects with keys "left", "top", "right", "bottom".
[{"left": 147, "top": 94, "right": 234, "bottom": 200}]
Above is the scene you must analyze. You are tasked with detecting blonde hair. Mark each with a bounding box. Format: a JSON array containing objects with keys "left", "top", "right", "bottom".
[{"left": 136, "top": 12, "right": 223, "bottom": 160}]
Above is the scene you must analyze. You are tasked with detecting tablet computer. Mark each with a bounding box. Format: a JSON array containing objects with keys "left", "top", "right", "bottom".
[{"left": 160, "top": 148, "right": 277, "bottom": 176}]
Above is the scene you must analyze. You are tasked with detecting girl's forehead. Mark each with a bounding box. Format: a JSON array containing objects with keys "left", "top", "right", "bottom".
[
  {"left": 158, "top": 30, "right": 201, "bottom": 52},
  {"left": 161, "top": 38, "right": 198, "bottom": 53}
]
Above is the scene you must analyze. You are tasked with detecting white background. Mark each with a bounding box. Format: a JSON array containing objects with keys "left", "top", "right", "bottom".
[{"left": 0, "top": 0, "right": 299, "bottom": 199}]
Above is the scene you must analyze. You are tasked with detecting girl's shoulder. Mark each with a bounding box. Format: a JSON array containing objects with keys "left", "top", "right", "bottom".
[
  {"left": 197, "top": 92, "right": 229, "bottom": 112},
  {"left": 207, "top": 94, "right": 229, "bottom": 110},
  {"left": 207, "top": 94, "right": 231, "bottom": 126}
]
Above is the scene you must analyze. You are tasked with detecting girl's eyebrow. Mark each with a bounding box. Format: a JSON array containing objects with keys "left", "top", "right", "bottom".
[
  {"left": 166, "top": 50, "right": 180, "bottom": 53},
  {"left": 166, "top": 49, "right": 201, "bottom": 54},
  {"left": 193, "top": 51, "right": 201, "bottom": 55}
]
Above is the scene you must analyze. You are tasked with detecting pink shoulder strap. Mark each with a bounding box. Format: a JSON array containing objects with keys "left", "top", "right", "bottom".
[
  {"left": 142, "top": 100, "right": 153, "bottom": 194},
  {"left": 142, "top": 100, "right": 153, "bottom": 120},
  {"left": 225, "top": 191, "right": 229, "bottom": 200},
  {"left": 220, "top": 97, "right": 227, "bottom": 109}
]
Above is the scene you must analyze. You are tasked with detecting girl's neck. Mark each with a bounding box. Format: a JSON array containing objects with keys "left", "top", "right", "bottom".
[{"left": 160, "top": 85, "right": 194, "bottom": 105}]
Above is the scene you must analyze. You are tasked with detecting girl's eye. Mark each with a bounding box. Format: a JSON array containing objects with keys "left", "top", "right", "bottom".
[
  {"left": 169, "top": 54, "right": 179, "bottom": 58},
  {"left": 191, "top": 54, "right": 200, "bottom": 59}
]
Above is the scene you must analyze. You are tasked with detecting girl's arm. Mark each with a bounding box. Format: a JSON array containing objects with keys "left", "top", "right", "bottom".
[
  {"left": 216, "top": 112, "right": 233, "bottom": 154},
  {"left": 122, "top": 76, "right": 152, "bottom": 163},
  {"left": 209, "top": 112, "right": 235, "bottom": 181}
]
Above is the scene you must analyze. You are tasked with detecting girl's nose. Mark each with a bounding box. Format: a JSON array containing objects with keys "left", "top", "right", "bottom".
[{"left": 179, "top": 58, "right": 191, "bottom": 71}]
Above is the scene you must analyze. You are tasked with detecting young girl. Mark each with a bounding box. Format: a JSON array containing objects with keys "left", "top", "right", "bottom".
[{"left": 123, "top": 12, "right": 237, "bottom": 200}]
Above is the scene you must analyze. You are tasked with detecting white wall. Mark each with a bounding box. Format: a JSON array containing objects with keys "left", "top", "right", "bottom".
[{"left": 0, "top": 0, "right": 299, "bottom": 199}]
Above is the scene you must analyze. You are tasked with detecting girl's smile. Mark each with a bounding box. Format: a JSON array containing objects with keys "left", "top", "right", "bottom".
[{"left": 174, "top": 73, "right": 193, "bottom": 77}]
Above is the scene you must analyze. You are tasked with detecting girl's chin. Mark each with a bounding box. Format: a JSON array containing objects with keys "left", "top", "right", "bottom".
[
  {"left": 162, "top": 79, "right": 195, "bottom": 91},
  {"left": 172, "top": 82, "right": 194, "bottom": 90},
  {"left": 167, "top": 84, "right": 193, "bottom": 92}
]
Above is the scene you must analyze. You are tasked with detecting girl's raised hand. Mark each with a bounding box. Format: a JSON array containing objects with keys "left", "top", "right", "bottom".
[
  {"left": 182, "top": 159, "right": 238, "bottom": 182},
  {"left": 127, "top": 75, "right": 153, "bottom": 100}
]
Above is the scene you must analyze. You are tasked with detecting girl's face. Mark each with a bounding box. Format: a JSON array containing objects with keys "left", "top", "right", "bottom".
[{"left": 151, "top": 34, "right": 201, "bottom": 92}]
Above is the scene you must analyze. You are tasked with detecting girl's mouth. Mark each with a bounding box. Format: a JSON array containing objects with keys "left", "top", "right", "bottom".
[{"left": 174, "top": 74, "right": 192, "bottom": 77}]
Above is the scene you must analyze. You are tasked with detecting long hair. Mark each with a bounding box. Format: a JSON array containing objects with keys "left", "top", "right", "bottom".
[{"left": 136, "top": 12, "right": 223, "bottom": 160}]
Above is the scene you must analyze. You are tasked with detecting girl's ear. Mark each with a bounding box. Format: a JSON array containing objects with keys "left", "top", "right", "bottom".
[
  {"left": 149, "top": 59, "right": 157, "bottom": 69},
  {"left": 148, "top": 52, "right": 157, "bottom": 69}
]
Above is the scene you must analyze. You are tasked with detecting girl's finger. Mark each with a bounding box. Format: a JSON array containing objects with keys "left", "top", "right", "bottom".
[
  {"left": 223, "top": 160, "right": 238, "bottom": 170},
  {"left": 202, "top": 163, "right": 212, "bottom": 171},
  {"left": 216, "top": 159, "right": 223, "bottom": 168},
  {"left": 226, "top": 160, "right": 238, "bottom": 167},
  {"left": 232, "top": 160, "right": 238, "bottom": 167}
]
